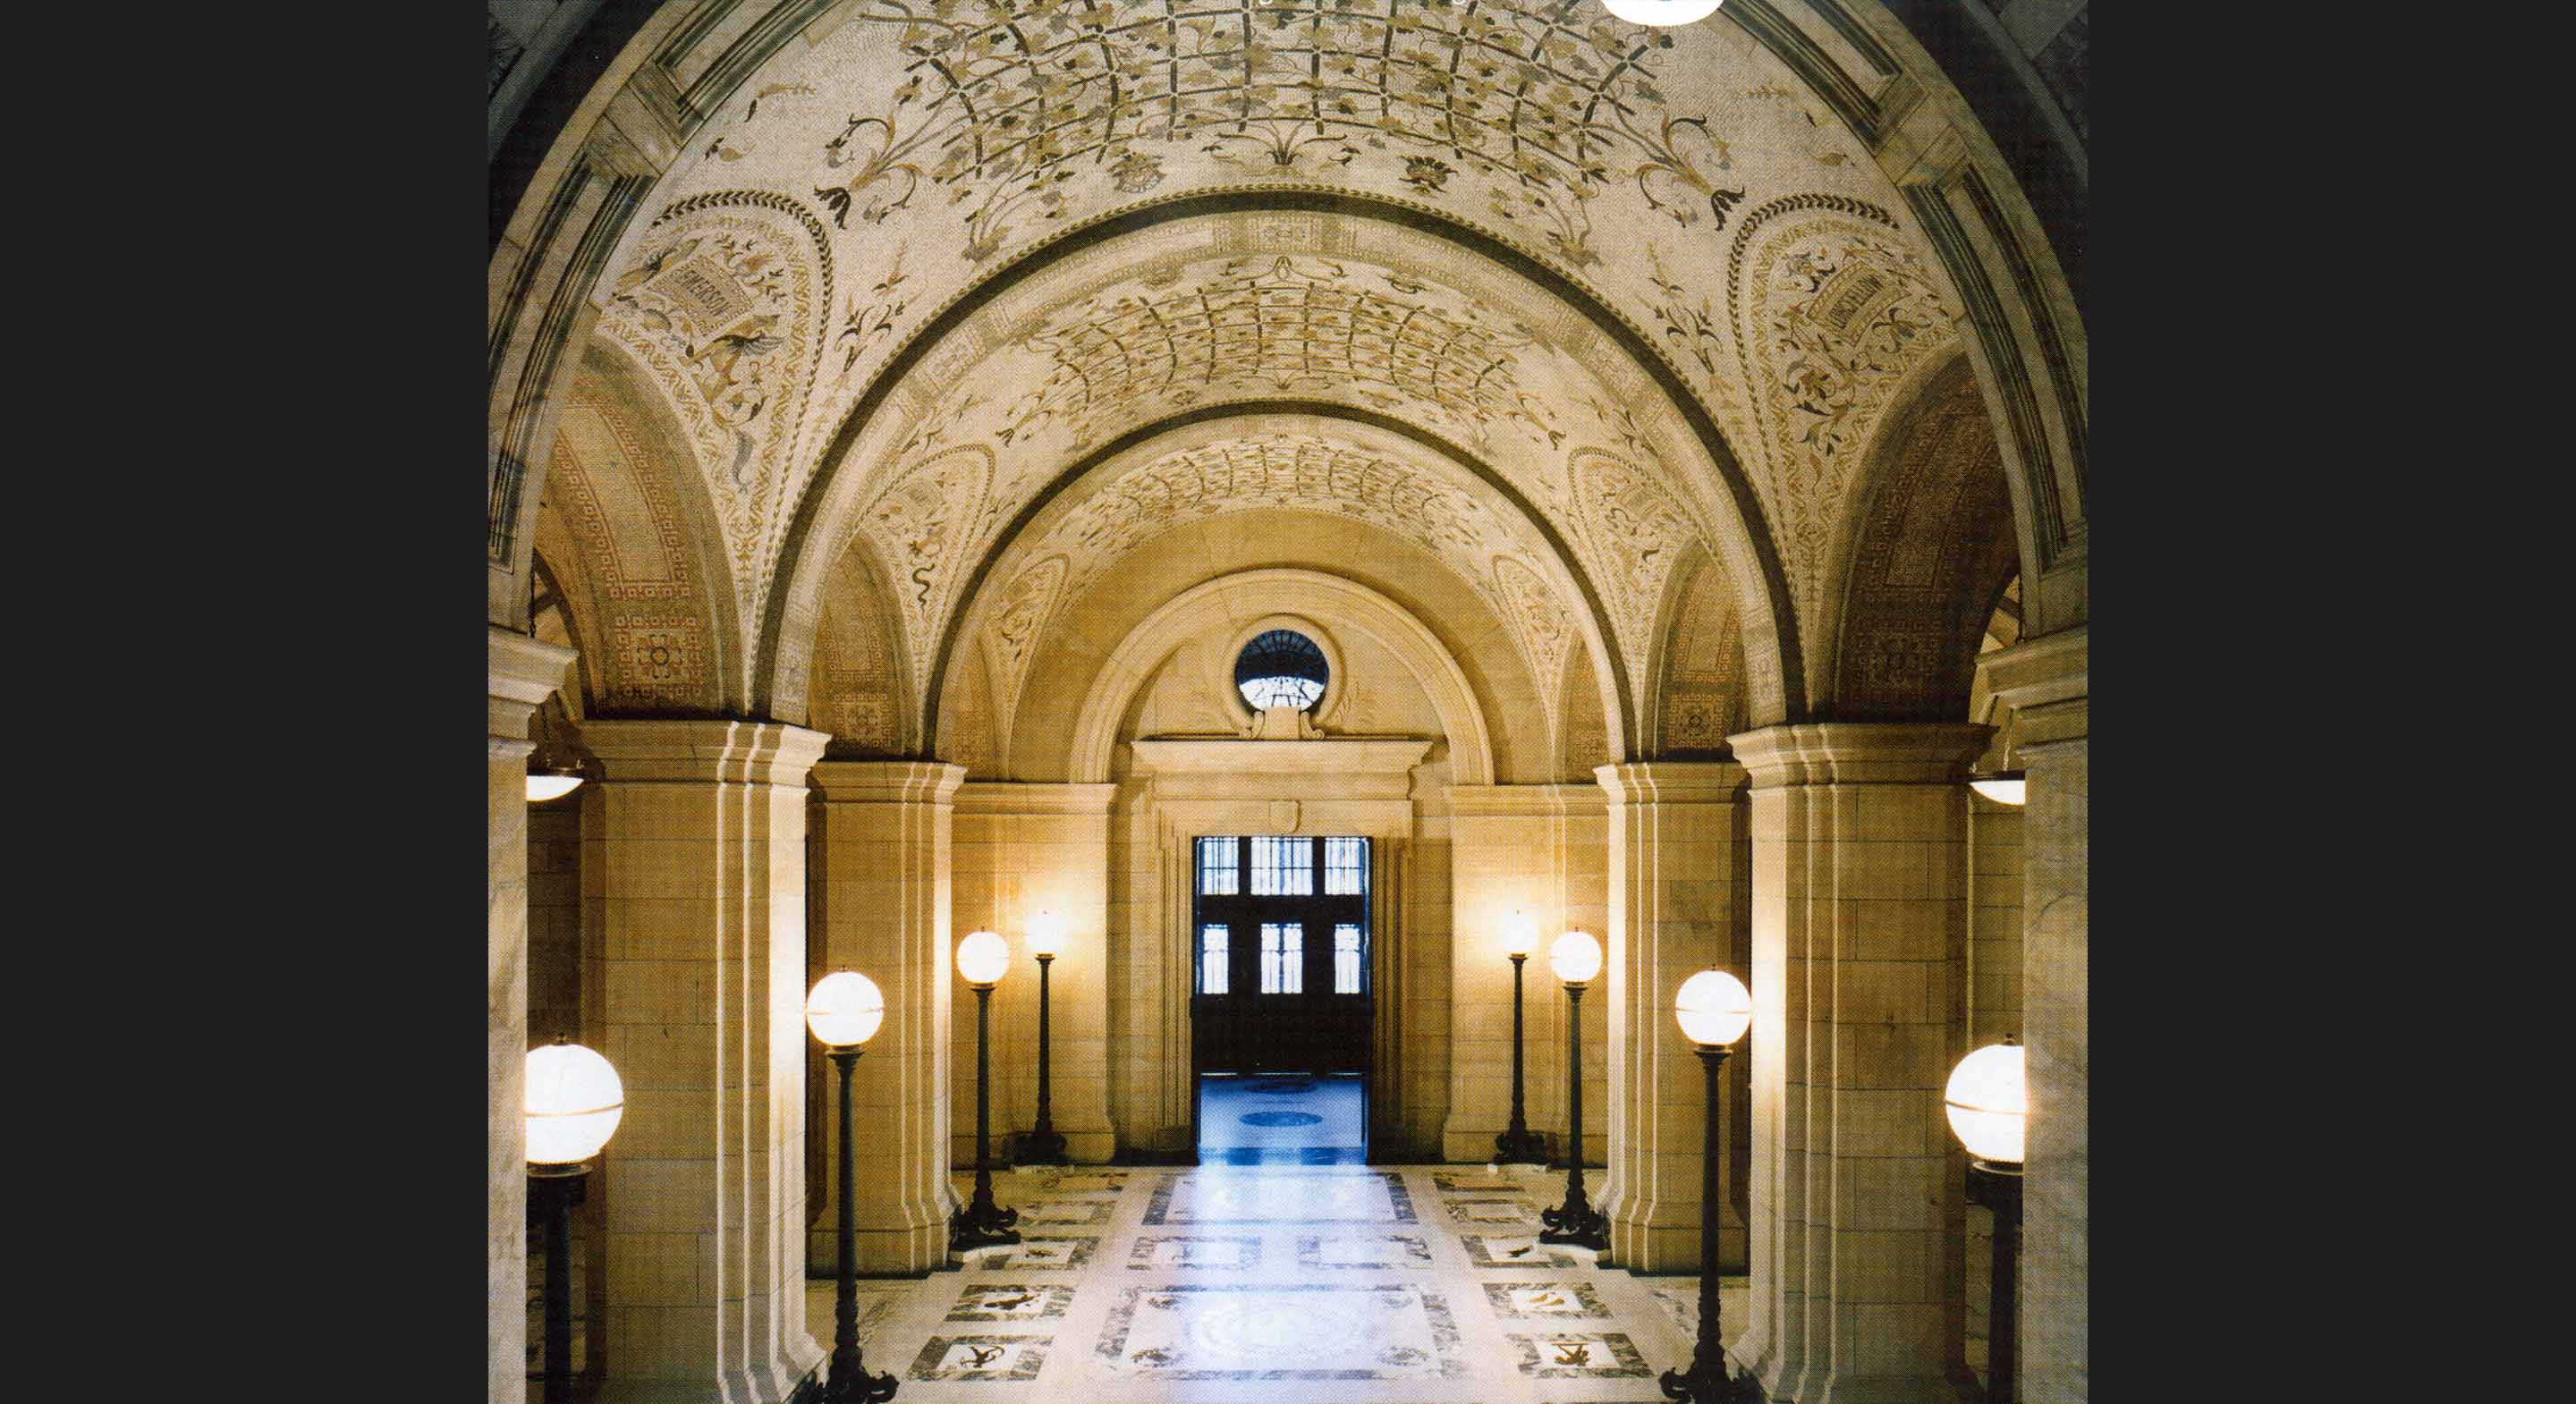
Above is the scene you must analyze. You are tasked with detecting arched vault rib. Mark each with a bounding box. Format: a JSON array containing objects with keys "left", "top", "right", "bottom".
[
  {"left": 925, "top": 403, "right": 1628, "bottom": 764},
  {"left": 757, "top": 193, "right": 1807, "bottom": 734}
]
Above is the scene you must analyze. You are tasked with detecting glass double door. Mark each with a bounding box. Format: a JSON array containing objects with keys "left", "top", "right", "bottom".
[{"left": 1190, "top": 835, "right": 1369, "bottom": 1076}]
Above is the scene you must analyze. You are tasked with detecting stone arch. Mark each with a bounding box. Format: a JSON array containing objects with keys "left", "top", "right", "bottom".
[
  {"left": 530, "top": 339, "right": 739, "bottom": 714},
  {"left": 1823, "top": 351, "right": 2020, "bottom": 719},
  {"left": 928, "top": 408, "right": 1624, "bottom": 766},
  {"left": 760, "top": 199, "right": 1801, "bottom": 736},
  {"left": 1650, "top": 541, "right": 1750, "bottom": 757},
  {"left": 801, "top": 531, "right": 913, "bottom": 755},
  {"left": 1065, "top": 569, "right": 1496, "bottom": 787}
]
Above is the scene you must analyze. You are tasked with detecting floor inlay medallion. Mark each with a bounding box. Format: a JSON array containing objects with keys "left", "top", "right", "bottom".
[
  {"left": 963, "top": 1235, "right": 1098, "bottom": 1270},
  {"left": 1142, "top": 1169, "right": 1417, "bottom": 1225},
  {"left": 1443, "top": 1195, "right": 1544, "bottom": 1226},
  {"left": 1296, "top": 1233, "right": 1434, "bottom": 1268},
  {"left": 945, "top": 1282, "right": 1075, "bottom": 1321},
  {"left": 906, "top": 1333, "right": 1052, "bottom": 1382},
  {"left": 1505, "top": 1330, "right": 1653, "bottom": 1378},
  {"left": 1128, "top": 1235, "right": 1263, "bottom": 1270},
  {"left": 1016, "top": 1197, "right": 1116, "bottom": 1225},
  {"left": 1482, "top": 1280, "right": 1614, "bottom": 1318},
  {"left": 1095, "top": 1281, "right": 1468, "bottom": 1380},
  {"left": 1459, "top": 1231, "right": 1590, "bottom": 1268}
]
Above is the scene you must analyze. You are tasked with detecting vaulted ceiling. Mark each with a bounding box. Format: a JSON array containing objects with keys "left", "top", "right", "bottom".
[{"left": 508, "top": 0, "right": 2083, "bottom": 757}]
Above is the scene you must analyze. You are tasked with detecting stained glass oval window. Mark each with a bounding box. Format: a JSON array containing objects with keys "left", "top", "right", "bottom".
[{"left": 1235, "top": 630, "right": 1327, "bottom": 711}]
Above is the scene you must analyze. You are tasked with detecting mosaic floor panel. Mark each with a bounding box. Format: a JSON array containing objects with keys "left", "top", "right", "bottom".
[{"left": 805, "top": 1161, "right": 1750, "bottom": 1401}]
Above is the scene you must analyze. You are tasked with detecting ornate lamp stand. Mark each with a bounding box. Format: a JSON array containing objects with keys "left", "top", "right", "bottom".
[
  {"left": 530, "top": 1165, "right": 588, "bottom": 1404},
  {"left": 1538, "top": 931, "right": 1609, "bottom": 1251},
  {"left": 1969, "top": 1160, "right": 2022, "bottom": 1404},
  {"left": 951, "top": 932, "right": 1021, "bottom": 1250},
  {"left": 524, "top": 1039, "right": 624, "bottom": 1404},
  {"left": 1659, "top": 968, "right": 1758, "bottom": 1403},
  {"left": 803, "top": 970, "right": 898, "bottom": 1402},
  {"left": 1017, "top": 912, "right": 1069, "bottom": 1165},
  {"left": 1493, "top": 947, "right": 1546, "bottom": 1164},
  {"left": 1945, "top": 1038, "right": 2029, "bottom": 1404}
]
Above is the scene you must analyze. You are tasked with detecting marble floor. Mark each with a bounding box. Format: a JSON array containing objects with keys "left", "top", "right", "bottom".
[
  {"left": 1196, "top": 1074, "right": 1366, "bottom": 1160},
  {"left": 531, "top": 1164, "right": 1996, "bottom": 1400},
  {"left": 806, "top": 1161, "right": 1745, "bottom": 1403}
]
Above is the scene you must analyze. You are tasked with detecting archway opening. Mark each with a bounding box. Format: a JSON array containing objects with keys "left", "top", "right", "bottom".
[{"left": 1190, "top": 834, "right": 1371, "bottom": 1165}]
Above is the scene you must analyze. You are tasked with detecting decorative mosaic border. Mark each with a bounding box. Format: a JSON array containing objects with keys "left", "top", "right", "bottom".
[
  {"left": 1127, "top": 1234, "right": 1263, "bottom": 1270},
  {"left": 1141, "top": 1170, "right": 1418, "bottom": 1225},
  {"left": 1295, "top": 1233, "right": 1434, "bottom": 1269},
  {"left": 1024, "top": 1169, "right": 1131, "bottom": 1197},
  {"left": 1506, "top": 1331, "right": 1652, "bottom": 1378},
  {"left": 1443, "top": 1195, "right": 1542, "bottom": 1226},
  {"left": 1094, "top": 1281, "right": 1468, "bottom": 1380},
  {"left": 1014, "top": 1197, "right": 1115, "bottom": 1225},
  {"left": 1459, "top": 1233, "right": 1589, "bottom": 1268},
  {"left": 1429, "top": 1171, "right": 1535, "bottom": 1195},
  {"left": 967, "top": 1235, "right": 1098, "bottom": 1270},
  {"left": 906, "top": 1333, "right": 1051, "bottom": 1382},
  {"left": 1481, "top": 1280, "right": 1613, "bottom": 1319},
  {"left": 945, "top": 1281, "right": 1076, "bottom": 1322}
]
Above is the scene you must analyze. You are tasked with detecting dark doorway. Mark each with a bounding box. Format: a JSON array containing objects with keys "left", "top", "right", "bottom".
[{"left": 1189, "top": 835, "right": 1370, "bottom": 1162}]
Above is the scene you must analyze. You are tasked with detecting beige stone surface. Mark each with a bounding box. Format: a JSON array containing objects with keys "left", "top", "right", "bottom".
[
  {"left": 581, "top": 720, "right": 830, "bottom": 1404},
  {"left": 1727, "top": 722, "right": 1988, "bottom": 1404}
]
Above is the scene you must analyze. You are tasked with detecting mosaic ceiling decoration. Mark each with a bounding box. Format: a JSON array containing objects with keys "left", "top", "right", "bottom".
[{"left": 567, "top": 0, "right": 1980, "bottom": 733}]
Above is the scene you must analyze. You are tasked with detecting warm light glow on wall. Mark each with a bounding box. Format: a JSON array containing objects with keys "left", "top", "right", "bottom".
[
  {"left": 1673, "top": 968, "right": 1753, "bottom": 1046},
  {"left": 956, "top": 930, "right": 1012, "bottom": 986},
  {"left": 1550, "top": 930, "right": 1603, "bottom": 985},
  {"left": 806, "top": 969, "right": 886, "bottom": 1048},
  {"left": 1602, "top": 0, "right": 1724, "bottom": 26},
  {"left": 525, "top": 1041, "right": 623, "bottom": 1164},
  {"left": 1027, "top": 909, "right": 1067, "bottom": 959}
]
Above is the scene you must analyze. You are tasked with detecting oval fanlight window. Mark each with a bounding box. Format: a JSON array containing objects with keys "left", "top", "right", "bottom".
[{"left": 1235, "top": 630, "right": 1328, "bottom": 712}]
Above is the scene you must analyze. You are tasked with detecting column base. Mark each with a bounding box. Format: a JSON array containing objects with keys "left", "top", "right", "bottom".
[
  {"left": 1011, "top": 1129, "right": 1070, "bottom": 1165},
  {"left": 1538, "top": 1197, "right": 1611, "bottom": 1251},
  {"left": 1660, "top": 1356, "right": 1767, "bottom": 1403},
  {"left": 1492, "top": 1125, "right": 1548, "bottom": 1165}
]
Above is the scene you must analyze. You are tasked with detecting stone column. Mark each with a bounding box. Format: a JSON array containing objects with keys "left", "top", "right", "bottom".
[
  {"left": 807, "top": 760, "right": 962, "bottom": 1274},
  {"left": 581, "top": 720, "right": 830, "bottom": 1404},
  {"left": 492, "top": 627, "right": 574, "bottom": 1404},
  {"left": 1727, "top": 723, "right": 1987, "bottom": 1404},
  {"left": 1986, "top": 628, "right": 2086, "bottom": 1404},
  {"left": 1596, "top": 761, "right": 1749, "bottom": 1273}
]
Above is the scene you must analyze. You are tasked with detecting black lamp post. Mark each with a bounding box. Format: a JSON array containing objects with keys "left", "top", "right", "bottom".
[
  {"left": 1537, "top": 930, "right": 1609, "bottom": 1251},
  {"left": 1493, "top": 912, "right": 1546, "bottom": 1165},
  {"left": 1659, "top": 970, "right": 1758, "bottom": 1404},
  {"left": 951, "top": 930, "right": 1021, "bottom": 1250},
  {"left": 805, "top": 971, "right": 899, "bottom": 1403},
  {"left": 1017, "top": 911, "right": 1069, "bottom": 1165},
  {"left": 525, "top": 1039, "right": 624, "bottom": 1404},
  {"left": 1946, "top": 1040, "right": 2029, "bottom": 1404}
]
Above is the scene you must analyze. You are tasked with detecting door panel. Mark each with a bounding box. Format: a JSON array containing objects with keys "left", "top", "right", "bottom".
[{"left": 1191, "top": 836, "right": 1369, "bottom": 1077}]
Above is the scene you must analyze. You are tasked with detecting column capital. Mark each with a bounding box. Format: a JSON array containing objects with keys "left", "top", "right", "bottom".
[
  {"left": 1592, "top": 760, "right": 1745, "bottom": 806},
  {"left": 488, "top": 624, "right": 574, "bottom": 742},
  {"left": 1724, "top": 722, "right": 1990, "bottom": 788},
  {"left": 1984, "top": 624, "right": 2089, "bottom": 750},
  {"left": 581, "top": 718, "right": 831, "bottom": 785},
  {"left": 811, "top": 758, "right": 968, "bottom": 805}
]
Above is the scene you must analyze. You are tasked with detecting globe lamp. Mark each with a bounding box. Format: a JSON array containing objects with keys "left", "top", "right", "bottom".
[
  {"left": 956, "top": 930, "right": 1011, "bottom": 986},
  {"left": 1604, "top": 0, "right": 1725, "bottom": 26},
  {"left": 525, "top": 1039, "right": 623, "bottom": 1165},
  {"left": 806, "top": 969, "right": 886, "bottom": 1049},
  {"left": 1673, "top": 968, "right": 1753, "bottom": 1047},
  {"left": 1550, "top": 929, "right": 1603, "bottom": 986},
  {"left": 1945, "top": 1040, "right": 2029, "bottom": 1164}
]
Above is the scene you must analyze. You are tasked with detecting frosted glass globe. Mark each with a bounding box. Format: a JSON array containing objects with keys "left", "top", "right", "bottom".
[
  {"left": 1504, "top": 909, "right": 1539, "bottom": 959},
  {"left": 1550, "top": 930, "right": 1602, "bottom": 985},
  {"left": 956, "top": 930, "right": 1012, "bottom": 986},
  {"left": 1970, "top": 774, "right": 2028, "bottom": 806},
  {"left": 1604, "top": 0, "right": 1725, "bottom": 25},
  {"left": 1027, "top": 909, "right": 1067, "bottom": 959},
  {"left": 525, "top": 1042, "right": 623, "bottom": 1164},
  {"left": 1945, "top": 1042, "right": 2028, "bottom": 1163},
  {"left": 806, "top": 969, "right": 886, "bottom": 1048},
  {"left": 524, "top": 773, "right": 583, "bottom": 803},
  {"left": 1673, "top": 968, "right": 1752, "bottom": 1046}
]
